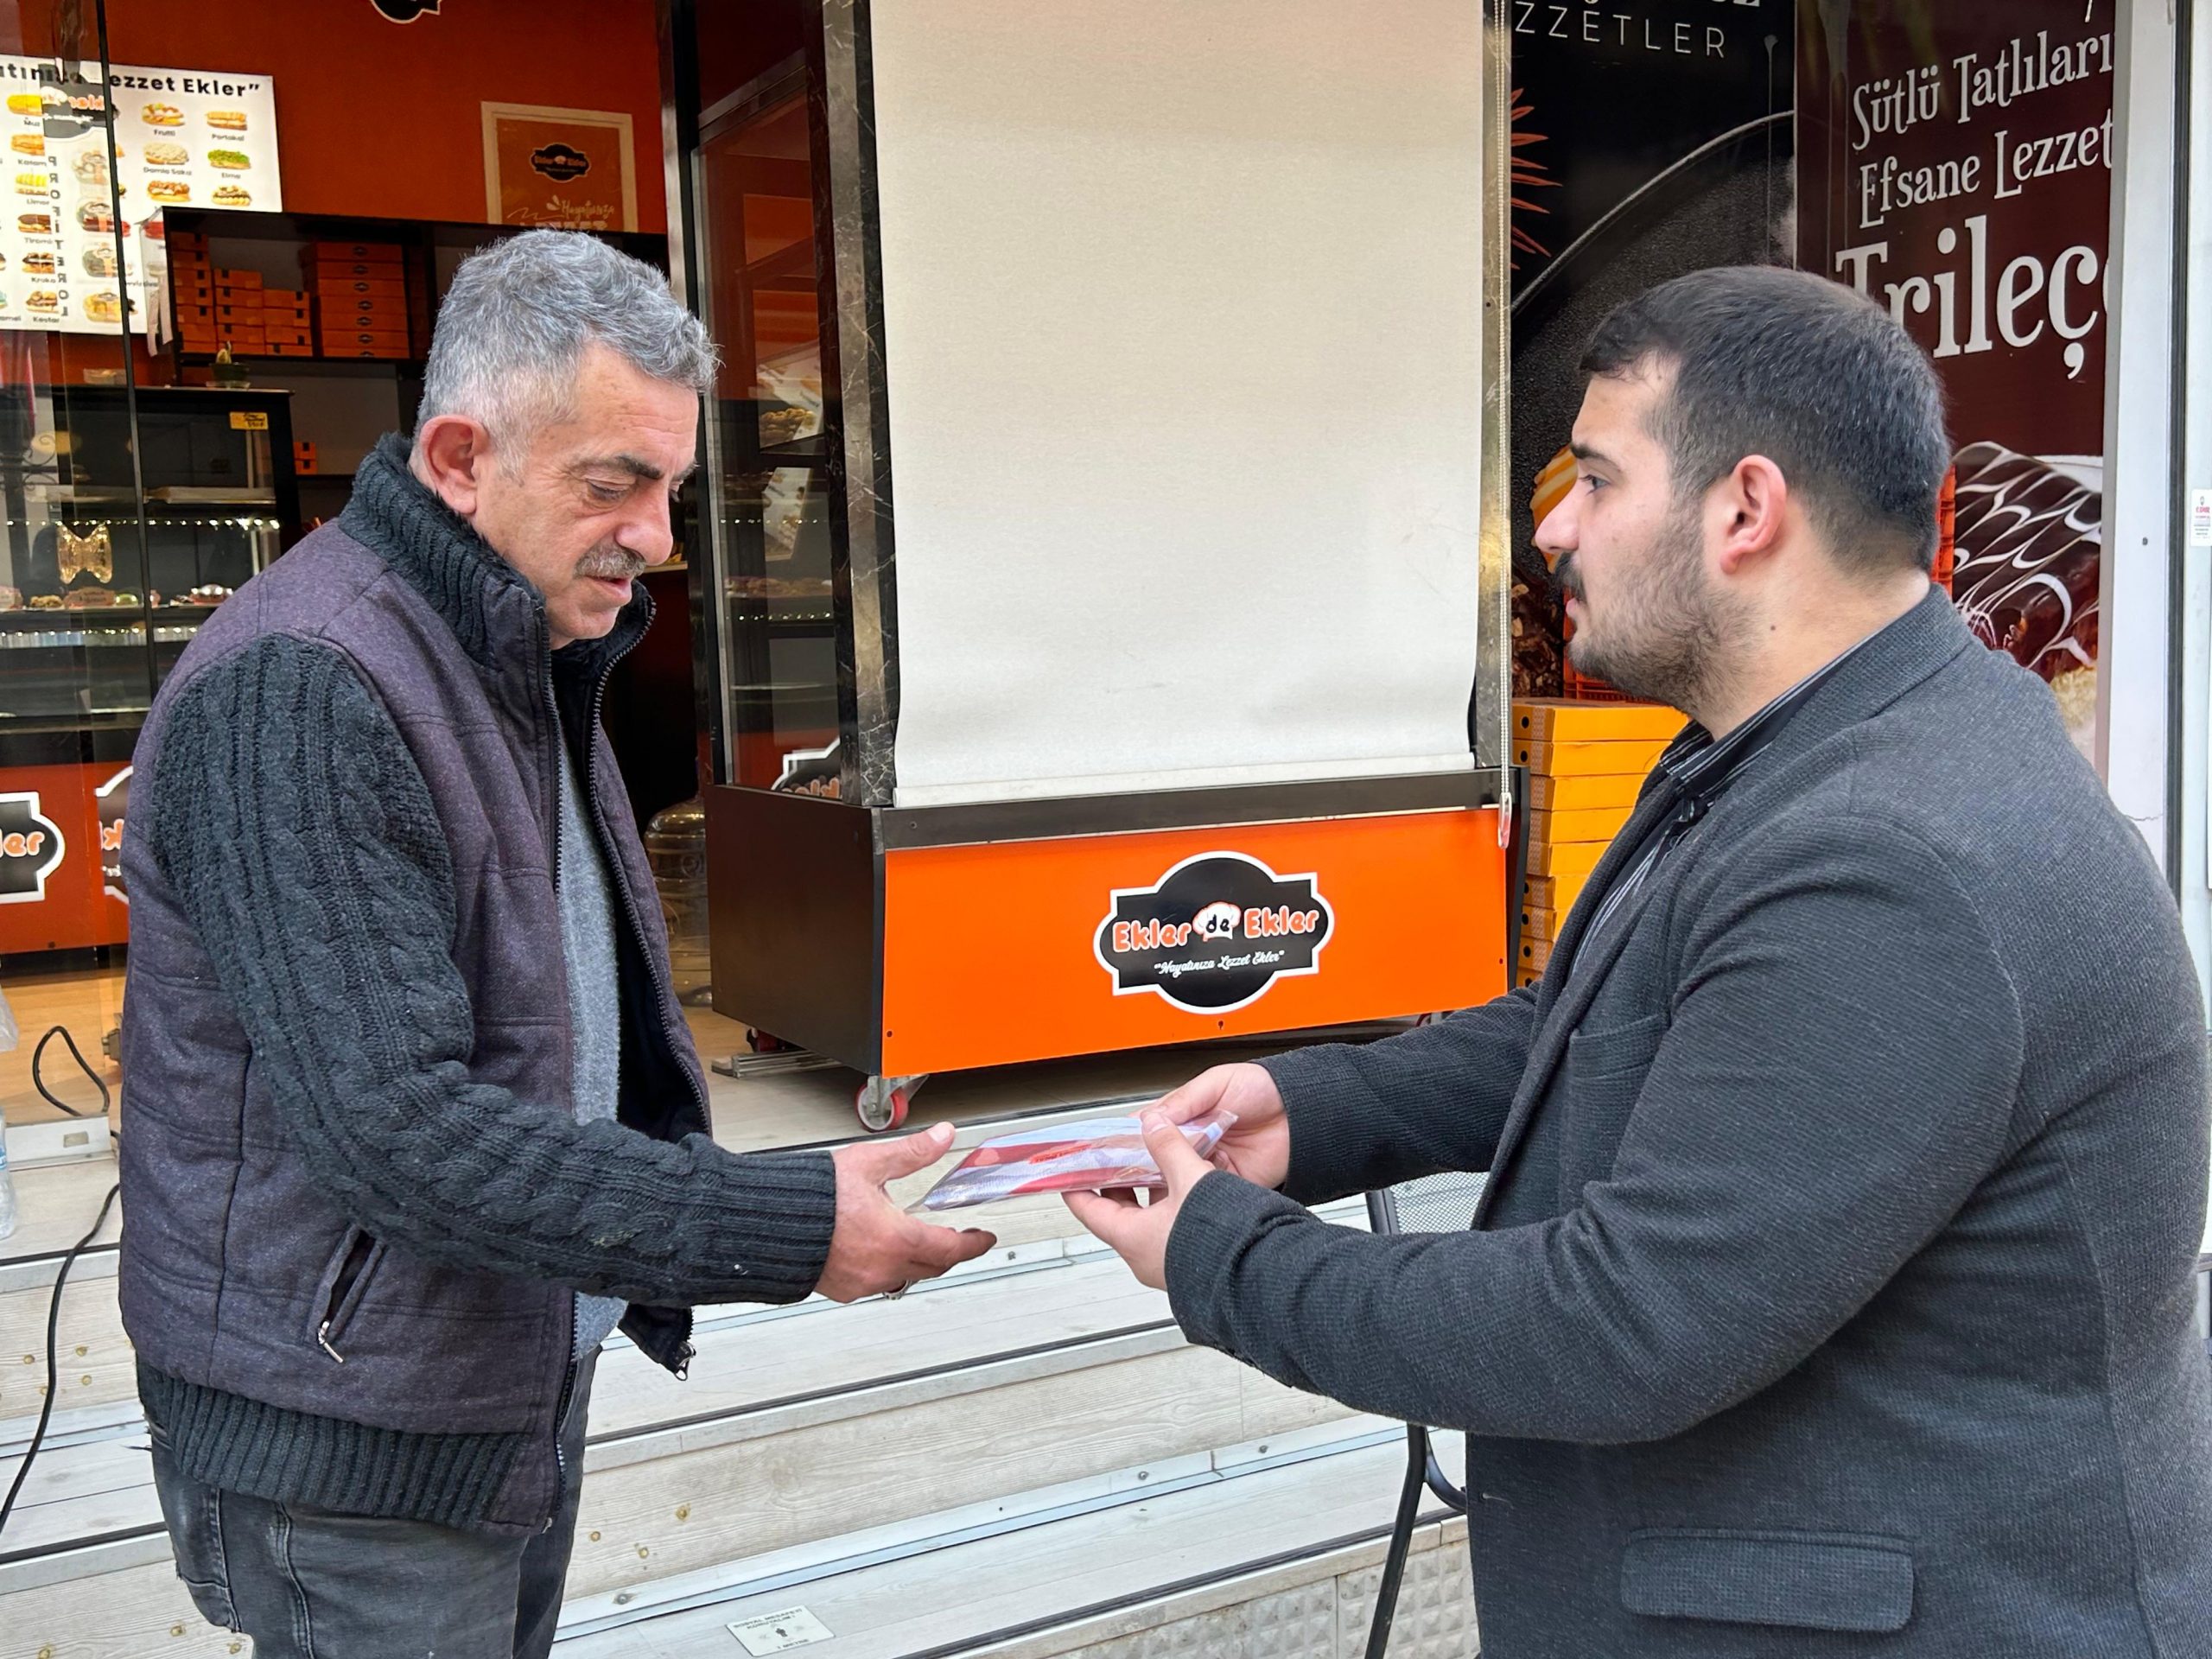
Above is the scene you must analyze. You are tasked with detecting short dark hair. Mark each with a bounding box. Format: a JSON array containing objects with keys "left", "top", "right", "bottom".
[{"left": 1580, "top": 266, "right": 1949, "bottom": 574}]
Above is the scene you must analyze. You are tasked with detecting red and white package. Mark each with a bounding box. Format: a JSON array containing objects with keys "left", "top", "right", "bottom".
[{"left": 912, "top": 1113, "right": 1233, "bottom": 1213}]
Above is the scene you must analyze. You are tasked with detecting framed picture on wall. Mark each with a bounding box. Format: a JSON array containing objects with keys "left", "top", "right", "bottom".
[{"left": 480, "top": 102, "right": 639, "bottom": 232}]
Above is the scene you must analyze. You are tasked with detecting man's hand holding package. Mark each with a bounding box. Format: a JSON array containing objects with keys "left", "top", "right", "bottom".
[
  {"left": 819, "top": 1122, "right": 997, "bottom": 1301},
  {"left": 1063, "top": 1109, "right": 1230, "bottom": 1290},
  {"left": 1152, "top": 1063, "right": 1290, "bottom": 1187}
]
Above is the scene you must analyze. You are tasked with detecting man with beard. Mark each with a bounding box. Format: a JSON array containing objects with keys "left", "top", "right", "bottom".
[
  {"left": 121, "top": 231, "right": 993, "bottom": 1655},
  {"left": 1070, "top": 267, "right": 2212, "bottom": 1656}
]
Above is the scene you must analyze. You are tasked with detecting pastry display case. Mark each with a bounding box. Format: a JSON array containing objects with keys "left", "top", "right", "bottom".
[
  {"left": 0, "top": 379, "right": 298, "bottom": 956},
  {"left": 0, "top": 384, "right": 298, "bottom": 721}
]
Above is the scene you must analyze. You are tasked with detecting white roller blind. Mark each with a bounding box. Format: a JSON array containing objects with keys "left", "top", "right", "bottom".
[{"left": 868, "top": 0, "right": 1486, "bottom": 806}]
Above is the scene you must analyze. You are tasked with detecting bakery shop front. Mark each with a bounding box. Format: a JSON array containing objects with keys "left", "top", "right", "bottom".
[
  {"left": 0, "top": 0, "right": 2204, "bottom": 1171},
  {"left": 0, "top": 0, "right": 696, "bottom": 1129}
]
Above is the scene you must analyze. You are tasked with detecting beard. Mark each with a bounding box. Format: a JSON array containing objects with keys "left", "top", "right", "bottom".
[{"left": 1560, "top": 497, "right": 1744, "bottom": 713}]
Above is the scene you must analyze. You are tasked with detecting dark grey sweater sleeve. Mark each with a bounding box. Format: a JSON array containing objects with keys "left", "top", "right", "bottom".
[
  {"left": 1262, "top": 983, "right": 1541, "bottom": 1204},
  {"left": 147, "top": 632, "right": 837, "bottom": 1306},
  {"left": 1164, "top": 814, "right": 2024, "bottom": 1443}
]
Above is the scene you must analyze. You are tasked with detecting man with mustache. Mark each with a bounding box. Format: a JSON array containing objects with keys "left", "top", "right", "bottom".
[
  {"left": 1071, "top": 266, "right": 2212, "bottom": 1657},
  {"left": 120, "top": 231, "right": 991, "bottom": 1656}
]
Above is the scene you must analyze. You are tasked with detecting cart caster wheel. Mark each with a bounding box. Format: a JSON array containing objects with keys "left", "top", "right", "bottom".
[
  {"left": 856, "top": 1078, "right": 910, "bottom": 1133},
  {"left": 856, "top": 1073, "right": 930, "bottom": 1133},
  {"left": 747, "top": 1027, "right": 796, "bottom": 1054}
]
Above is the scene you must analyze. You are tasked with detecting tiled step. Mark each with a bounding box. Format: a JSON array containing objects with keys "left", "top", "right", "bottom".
[
  {"left": 554, "top": 1421, "right": 1473, "bottom": 1658},
  {"left": 0, "top": 1425, "right": 1472, "bottom": 1659}
]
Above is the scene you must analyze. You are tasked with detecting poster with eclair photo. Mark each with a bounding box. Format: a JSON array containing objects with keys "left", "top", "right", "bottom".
[{"left": 0, "top": 54, "right": 279, "bottom": 334}]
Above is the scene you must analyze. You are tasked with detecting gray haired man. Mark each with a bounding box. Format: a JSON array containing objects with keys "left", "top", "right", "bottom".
[{"left": 119, "top": 231, "right": 992, "bottom": 1656}]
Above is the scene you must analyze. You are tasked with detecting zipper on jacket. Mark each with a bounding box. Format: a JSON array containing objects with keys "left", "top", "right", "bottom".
[
  {"left": 544, "top": 1335, "right": 579, "bottom": 1533},
  {"left": 316, "top": 1231, "right": 378, "bottom": 1363},
  {"left": 538, "top": 613, "right": 564, "bottom": 892}
]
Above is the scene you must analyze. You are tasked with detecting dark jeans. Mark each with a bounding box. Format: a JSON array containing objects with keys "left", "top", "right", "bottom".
[{"left": 149, "top": 1351, "right": 596, "bottom": 1659}]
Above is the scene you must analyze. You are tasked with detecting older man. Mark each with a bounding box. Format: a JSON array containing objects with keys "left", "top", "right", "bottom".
[
  {"left": 1074, "top": 268, "right": 2212, "bottom": 1656},
  {"left": 120, "top": 231, "right": 989, "bottom": 1656}
]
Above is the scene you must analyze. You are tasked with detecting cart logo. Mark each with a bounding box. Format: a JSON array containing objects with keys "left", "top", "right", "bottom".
[
  {"left": 96, "top": 766, "right": 130, "bottom": 902},
  {"left": 0, "top": 791, "right": 66, "bottom": 906},
  {"left": 371, "top": 0, "right": 441, "bottom": 21},
  {"left": 1096, "top": 853, "right": 1332, "bottom": 1014}
]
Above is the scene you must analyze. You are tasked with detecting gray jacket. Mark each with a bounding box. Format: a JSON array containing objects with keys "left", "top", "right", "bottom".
[{"left": 1166, "top": 589, "right": 2212, "bottom": 1656}]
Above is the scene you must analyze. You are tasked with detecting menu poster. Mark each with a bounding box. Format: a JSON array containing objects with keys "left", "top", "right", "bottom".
[
  {"left": 0, "top": 55, "right": 280, "bottom": 335},
  {"left": 482, "top": 102, "right": 637, "bottom": 232},
  {"left": 1797, "top": 0, "right": 2112, "bottom": 755}
]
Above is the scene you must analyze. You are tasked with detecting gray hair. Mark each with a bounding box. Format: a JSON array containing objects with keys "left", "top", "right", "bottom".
[{"left": 416, "top": 230, "right": 717, "bottom": 466}]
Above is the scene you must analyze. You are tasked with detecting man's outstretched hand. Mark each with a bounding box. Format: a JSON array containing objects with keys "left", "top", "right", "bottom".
[
  {"left": 818, "top": 1122, "right": 996, "bottom": 1302},
  {"left": 1064, "top": 1109, "right": 1223, "bottom": 1291}
]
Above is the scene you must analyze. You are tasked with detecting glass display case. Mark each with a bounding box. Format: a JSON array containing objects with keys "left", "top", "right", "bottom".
[
  {"left": 680, "top": 35, "right": 844, "bottom": 798},
  {"left": 0, "top": 384, "right": 297, "bottom": 724}
]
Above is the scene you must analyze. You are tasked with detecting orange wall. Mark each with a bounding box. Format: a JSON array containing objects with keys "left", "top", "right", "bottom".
[{"left": 100, "top": 0, "right": 668, "bottom": 232}]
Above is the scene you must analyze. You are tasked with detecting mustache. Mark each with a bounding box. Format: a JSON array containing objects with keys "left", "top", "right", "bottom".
[
  {"left": 1549, "top": 552, "right": 1584, "bottom": 602},
  {"left": 576, "top": 546, "right": 647, "bottom": 581}
]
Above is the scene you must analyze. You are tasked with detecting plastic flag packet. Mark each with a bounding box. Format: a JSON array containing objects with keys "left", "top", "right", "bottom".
[{"left": 912, "top": 1113, "right": 1233, "bottom": 1213}]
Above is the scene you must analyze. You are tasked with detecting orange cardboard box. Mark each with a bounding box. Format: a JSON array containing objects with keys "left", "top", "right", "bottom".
[
  {"left": 1529, "top": 804, "right": 1635, "bottom": 846},
  {"left": 305, "top": 253, "right": 404, "bottom": 276},
  {"left": 1519, "top": 935, "right": 1553, "bottom": 974},
  {"left": 1514, "top": 697, "right": 1687, "bottom": 745},
  {"left": 1529, "top": 771, "right": 1647, "bottom": 813},
  {"left": 1523, "top": 871, "right": 1592, "bottom": 918},
  {"left": 315, "top": 276, "right": 407, "bottom": 301},
  {"left": 1515, "top": 736, "right": 1671, "bottom": 778},
  {"left": 307, "top": 238, "right": 402, "bottom": 262},
  {"left": 1527, "top": 838, "right": 1608, "bottom": 880}
]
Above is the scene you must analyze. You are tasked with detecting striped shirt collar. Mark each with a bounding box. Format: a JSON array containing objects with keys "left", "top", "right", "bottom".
[{"left": 1651, "top": 623, "right": 1885, "bottom": 805}]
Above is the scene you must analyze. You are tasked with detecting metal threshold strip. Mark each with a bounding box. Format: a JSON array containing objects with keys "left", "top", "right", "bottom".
[{"left": 556, "top": 1423, "right": 1415, "bottom": 1642}]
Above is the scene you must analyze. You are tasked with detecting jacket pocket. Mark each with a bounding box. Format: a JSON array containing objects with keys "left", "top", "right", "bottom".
[
  {"left": 1559, "top": 1012, "right": 1668, "bottom": 1194},
  {"left": 1620, "top": 1528, "right": 1915, "bottom": 1633},
  {"left": 307, "top": 1225, "right": 386, "bottom": 1363}
]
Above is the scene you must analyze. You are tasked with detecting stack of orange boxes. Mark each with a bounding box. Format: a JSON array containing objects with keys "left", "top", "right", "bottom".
[
  {"left": 1511, "top": 698, "right": 1686, "bottom": 985},
  {"left": 213, "top": 266, "right": 265, "bottom": 355},
  {"left": 261, "top": 287, "right": 314, "bottom": 356},
  {"left": 169, "top": 230, "right": 215, "bottom": 353},
  {"left": 307, "top": 239, "right": 410, "bottom": 359}
]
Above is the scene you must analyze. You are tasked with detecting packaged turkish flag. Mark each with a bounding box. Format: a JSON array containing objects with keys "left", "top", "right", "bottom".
[{"left": 912, "top": 1113, "right": 1233, "bottom": 1213}]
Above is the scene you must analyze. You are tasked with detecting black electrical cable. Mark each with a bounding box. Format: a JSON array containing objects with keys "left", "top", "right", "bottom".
[
  {"left": 31, "top": 1024, "right": 110, "bottom": 1119},
  {"left": 0, "top": 1179, "right": 120, "bottom": 1543},
  {"left": 0, "top": 1025, "right": 122, "bottom": 1544}
]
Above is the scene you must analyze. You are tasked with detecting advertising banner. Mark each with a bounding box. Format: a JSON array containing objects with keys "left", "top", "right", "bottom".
[
  {"left": 1797, "top": 0, "right": 2112, "bottom": 754},
  {"left": 1506, "top": 0, "right": 1796, "bottom": 696}
]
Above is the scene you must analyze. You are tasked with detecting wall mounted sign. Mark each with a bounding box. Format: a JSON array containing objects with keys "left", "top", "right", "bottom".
[
  {"left": 481, "top": 102, "right": 637, "bottom": 232},
  {"left": 0, "top": 54, "right": 280, "bottom": 335},
  {"left": 1095, "top": 852, "right": 1333, "bottom": 1014}
]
